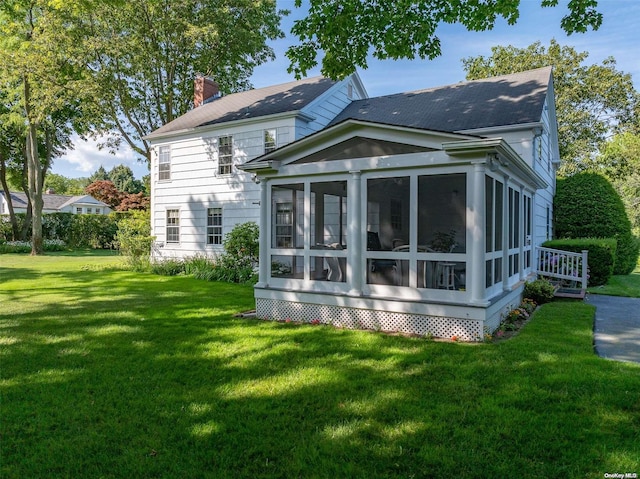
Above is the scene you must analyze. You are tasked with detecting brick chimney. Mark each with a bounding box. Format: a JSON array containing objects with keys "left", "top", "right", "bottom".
[{"left": 194, "top": 75, "right": 220, "bottom": 108}]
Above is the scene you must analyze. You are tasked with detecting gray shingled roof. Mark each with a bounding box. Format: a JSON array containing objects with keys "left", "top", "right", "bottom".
[
  {"left": 1, "top": 191, "right": 108, "bottom": 211},
  {"left": 329, "top": 67, "right": 552, "bottom": 133},
  {"left": 146, "top": 76, "right": 338, "bottom": 140}
]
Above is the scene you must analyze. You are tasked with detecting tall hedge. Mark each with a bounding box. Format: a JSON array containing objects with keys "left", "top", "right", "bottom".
[{"left": 554, "top": 173, "right": 639, "bottom": 275}]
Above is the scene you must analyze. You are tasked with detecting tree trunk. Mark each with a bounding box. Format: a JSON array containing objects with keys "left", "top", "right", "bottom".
[
  {"left": 23, "top": 76, "right": 44, "bottom": 255},
  {"left": 0, "top": 153, "right": 20, "bottom": 241}
]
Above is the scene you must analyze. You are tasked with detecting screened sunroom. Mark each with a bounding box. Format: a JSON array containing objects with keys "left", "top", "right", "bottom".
[{"left": 240, "top": 122, "right": 548, "bottom": 341}]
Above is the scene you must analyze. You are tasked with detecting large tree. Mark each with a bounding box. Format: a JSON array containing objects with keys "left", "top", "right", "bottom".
[
  {"left": 86, "top": 0, "right": 285, "bottom": 165},
  {"left": 0, "top": 1, "right": 92, "bottom": 253},
  {"left": 286, "top": 0, "right": 603, "bottom": 79},
  {"left": 462, "top": 40, "right": 638, "bottom": 176},
  {"left": 597, "top": 132, "right": 640, "bottom": 236},
  {"left": 108, "top": 164, "right": 144, "bottom": 194}
]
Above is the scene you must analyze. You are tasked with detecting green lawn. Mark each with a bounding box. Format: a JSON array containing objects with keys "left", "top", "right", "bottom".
[
  {"left": 588, "top": 261, "right": 640, "bottom": 298},
  {"left": 1, "top": 254, "right": 639, "bottom": 478}
]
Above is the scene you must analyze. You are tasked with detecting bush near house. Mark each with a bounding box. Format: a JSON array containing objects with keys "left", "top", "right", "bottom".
[
  {"left": 0, "top": 212, "right": 120, "bottom": 249},
  {"left": 543, "top": 238, "right": 617, "bottom": 286},
  {"left": 554, "top": 173, "right": 639, "bottom": 275},
  {"left": 115, "top": 210, "right": 154, "bottom": 271},
  {"left": 149, "top": 222, "right": 259, "bottom": 284}
]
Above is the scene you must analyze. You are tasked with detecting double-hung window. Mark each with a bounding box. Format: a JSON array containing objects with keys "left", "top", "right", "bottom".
[
  {"left": 207, "top": 207, "right": 223, "bottom": 245},
  {"left": 218, "top": 136, "right": 233, "bottom": 175},
  {"left": 166, "top": 209, "right": 180, "bottom": 243},
  {"left": 264, "top": 129, "right": 277, "bottom": 153},
  {"left": 158, "top": 146, "right": 171, "bottom": 181}
]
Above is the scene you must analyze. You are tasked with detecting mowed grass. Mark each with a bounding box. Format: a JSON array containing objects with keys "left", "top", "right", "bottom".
[
  {"left": 1, "top": 254, "right": 639, "bottom": 479},
  {"left": 588, "top": 260, "right": 640, "bottom": 298}
]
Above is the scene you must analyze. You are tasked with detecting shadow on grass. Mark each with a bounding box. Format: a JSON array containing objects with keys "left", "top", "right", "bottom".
[{"left": 1, "top": 260, "right": 639, "bottom": 478}]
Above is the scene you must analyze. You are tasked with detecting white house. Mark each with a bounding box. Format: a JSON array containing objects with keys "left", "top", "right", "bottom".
[
  {"left": 1, "top": 191, "right": 112, "bottom": 215},
  {"left": 237, "top": 67, "right": 560, "bottom": 340},
  {"left": 148, "top": 67, "right": 562, "bottom": 340},
  {"left": 145, "top": 74, "right": 367, "bottom": 257}
]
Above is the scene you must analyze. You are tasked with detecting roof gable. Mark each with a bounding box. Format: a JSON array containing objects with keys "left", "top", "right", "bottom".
[
  {"left": 291, "top": 137, "right": 436, "bottom": 164},
  {"left": 330, "top": 67, "right": 552, "bottom": 133},
  {"left": 146, "top": 76, "right": 338, "bottom": 140}
]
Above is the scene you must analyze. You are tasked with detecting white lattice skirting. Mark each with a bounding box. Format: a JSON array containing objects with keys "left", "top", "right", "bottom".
[{"left": 256, "top": 298, "right": 484, "bottom": 341}]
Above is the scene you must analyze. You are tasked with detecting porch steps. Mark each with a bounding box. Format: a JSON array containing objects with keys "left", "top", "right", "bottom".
[{"left": 554, "top": 287, "right": 586, "bottom": 300}]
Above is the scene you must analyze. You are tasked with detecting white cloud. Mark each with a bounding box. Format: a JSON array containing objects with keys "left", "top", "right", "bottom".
[{"left": 54, "top": 135, "right": 149, "bottom": 180}]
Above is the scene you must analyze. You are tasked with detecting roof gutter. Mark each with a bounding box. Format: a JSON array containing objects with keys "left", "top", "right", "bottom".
[
  {"left": 443, "top": 138, "right": 548, "bottom": 189},
  {"left": 144, "top": 110, "right": 316, "bottom": 142}
]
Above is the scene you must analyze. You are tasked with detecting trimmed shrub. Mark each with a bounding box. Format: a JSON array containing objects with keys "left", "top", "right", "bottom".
[
  {"left": 555, "top": 173, "right": 639, "bottom": 275},
  {"left": 523, "top": 278, "right": 556, "bottom": 305},
  {"left": 69, "top": 214, "right": 119, "bottom": 248},
  {"left": 42, "top": 213, "right": 75, "bottom": 243},
  {"left": 543, "top": 238, "right": 617, "bottom": 286},
  {"left": 1, "top": 212, "right": 119, "bottom": 248}
]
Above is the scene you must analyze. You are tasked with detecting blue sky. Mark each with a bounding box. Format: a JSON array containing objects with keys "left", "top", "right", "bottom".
[{"left": 53, "top": 0, "right": 639, "bottom": 180}]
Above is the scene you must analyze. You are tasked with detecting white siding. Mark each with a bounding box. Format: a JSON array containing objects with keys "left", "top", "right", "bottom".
[
  {"left": 296, "top": 78, "right": 362, "bottom": 139},
  {"left": 150, "top": 75, "right": 365, "bottom": 259}
]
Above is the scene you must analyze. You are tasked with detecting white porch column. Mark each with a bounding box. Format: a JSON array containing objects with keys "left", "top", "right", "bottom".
[
  {"left": 470, "top": 162, "right": 488, "bottom": 305},
  {"left": 256, "top": 178, "right": 269, "bottom": 288},
  {"left": 502, "top": 174, "right": 510, "bottom": 291},
  {"left": 348, "top": 170, "right": 363, "bottom": 296},
  {"left": 518, "top": 184, "right": 526, "bottom": 281}
]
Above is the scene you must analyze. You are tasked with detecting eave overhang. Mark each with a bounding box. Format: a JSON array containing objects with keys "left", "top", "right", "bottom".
[
  {"left": 237, "top": 119, "right": 477, "bottom": 174},
  {"left": 443, "top": 138, "right": 548, "bottom": 189}
]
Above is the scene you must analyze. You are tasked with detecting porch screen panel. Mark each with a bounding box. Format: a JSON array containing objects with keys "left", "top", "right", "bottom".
[
  {"left": 418, "top": 174, "right": 466, "bottom": 253},
  {"left": 508, "top": 187, "right": 521, "bottom": 277},
  {"left": 366, "top": 176, "right": 410, "bottom": 286},
  {"left": 524, "top": 194, "right": 532, "bottom": 269},
  {"left": 272, "top": 183, "right": 304, "bottom": 249},
  {"left": 485, "top": 176, "right": 504, "bottom": 289},
  {"left": 310, "top": 181, "right": 348, "bottom": 247}
]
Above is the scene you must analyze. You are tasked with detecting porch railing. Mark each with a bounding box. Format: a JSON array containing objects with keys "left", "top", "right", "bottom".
[{"left": 535, "top": 246, "right": 588, "bottom": 297}]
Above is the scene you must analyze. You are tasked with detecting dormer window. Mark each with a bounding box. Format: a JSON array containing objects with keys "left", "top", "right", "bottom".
[{"left": 264, "top": 129, "right": 277, "bottom": 153}]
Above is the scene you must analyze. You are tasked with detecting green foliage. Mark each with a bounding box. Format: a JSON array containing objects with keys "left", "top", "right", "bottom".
[
  {"left": 555, "top": 173, "right": 639, "bottom": 275},
  {"left": 107, "top": 164, "right": 144, "bottom": 194},
  {"left": 598, "top": 132, "right": 640, "bottom": 236},
  {"left": 288, "top": 1, "right": 602, "bottom": 79},
  {"left": 70, "top": 214, "right": 118, "bottom": 249},
  {"left": 87, "top": 0, "right": 284, "bottom": 162},
  {"left": 523, "top": 278, "right": 556, "bottom": 304},
  {"left": 212, "top": 222, "right": 259, "bottom": 284},
  {"left": 462, "top": 40, "right": 638, "bottom": 174},
  {"left": 0, "top": 239, "right": 66, "bottom": 253},
  {"left": 115, "top": 210, "right": 154, "bottom": 271},
  {"left": 543, "top": 238, "right": 617, "bottom": 286},
  {"left": 183, "top": 254, "right": 217, "bottom": 281},
  {"left": 42, "top": 212, "right": 74, "bottom": 243},
  {"left": 150, "top": 258, "right": 185, "bottom": 276},
  {"left": 1, "top": 212, "right": 118, "bottom": 248}
]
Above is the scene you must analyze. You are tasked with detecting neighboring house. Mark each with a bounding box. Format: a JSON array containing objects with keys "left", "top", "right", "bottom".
[
  {"left": 145, "top": 74, "right": 367, "bottom": 256},
  {"left": 237, "top": 67, "right": 560, "bottom": 340},
  {"left": 0, "top": 190, "right": 112, "bottom": 215},
  {"left": 148, "top": 67, "right": 561, "bottom": 340}
]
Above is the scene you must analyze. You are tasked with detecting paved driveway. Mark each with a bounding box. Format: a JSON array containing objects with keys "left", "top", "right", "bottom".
[{"left": 585, "top": 294, "right": 640, "bottom": 364}]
